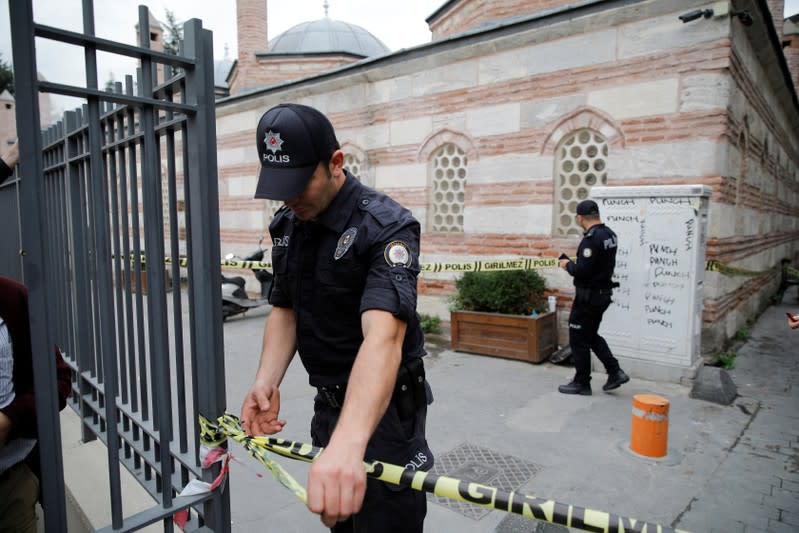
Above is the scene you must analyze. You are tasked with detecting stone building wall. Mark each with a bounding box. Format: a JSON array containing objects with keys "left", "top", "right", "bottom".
[
  {"left": 0, "top": 92, "right": 16, "bottom": 146},
  {"left": 215, "top": 0, "right": 799, "bottom": 353},
  {"left": 229, "top": 55, "right": 362, "bottom": 93},
  {"left": 785, "top": 17, "right": 799, "bottom": 92},
  {"left": 427, "top": 0, "right": 568, "bottom": 41},
  {"left": 700, "top": 1, "right": 799, "bottom": 350}
]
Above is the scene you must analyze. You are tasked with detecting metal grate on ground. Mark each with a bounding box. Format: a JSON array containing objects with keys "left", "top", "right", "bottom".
[{"left": 428, "top": 442, "right": 542, "bottom": 520}]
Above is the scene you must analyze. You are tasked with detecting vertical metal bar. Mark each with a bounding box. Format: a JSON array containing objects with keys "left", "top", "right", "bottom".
[
  {"left": 59, "top": 124, "right": 71, "bottom": 354},
  {"left": 56, "top": 126, "right": 68, "bottom": 349},
  {"left": 81, "top": 0, "right": 123, "bottom": 526},
  {"left": 182, "top": 115, "right": 200, "bottom": 465},
  {"left": 54, "top": 121, "right": 71, "bottom": 354},
  {"left": 65, "top": 110, "right": 96, "bottom": 441},
  {"left": 55, "top": 122, "right": 69, "bottom": 367},
  {"left": 7, "top": 2, "right": 68, "bottom": 530},
  {"left": 81, "top": 105, "right": 104, "bottom": 403},
  {"left": 138, "top": 6, "right": 175, "bottom": 520},
  {"left": 78, "top": 108, "right": 104, "bottom": 427},
  {"left": 127, "top": 75, "right": 149, "bottom": 475},
  {"left": 117, "top": 78, "right": 140, "bottom": 428},
  {"left": 106, "top": 92, "right": 129, "bottom": 407},
  {"left": 126, "top": 74, "right": 148, "bottom": 414},
  {"left": 164, "top": 65, "right": 189, "bottom": 457},
  {"left": 50, "top": 127, "right": 62, "bottom": 347},
  {"left": 43, "top": 129, "right": 57, "bottom": 339},
  {"left": 183, "top": 19, "right": 230, "bottom": 531}
]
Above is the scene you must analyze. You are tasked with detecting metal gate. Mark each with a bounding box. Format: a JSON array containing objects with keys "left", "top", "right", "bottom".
[{"left": 8, "top": 1, "right": 229, "bottom": 531}]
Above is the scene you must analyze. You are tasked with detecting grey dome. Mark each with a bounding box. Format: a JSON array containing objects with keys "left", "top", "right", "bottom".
[
  {"left": 267, "top": 18, "right": 390, "bottom": 57},
  {"left": 214, "top": 57, "right": 235, "bottom": 88}
]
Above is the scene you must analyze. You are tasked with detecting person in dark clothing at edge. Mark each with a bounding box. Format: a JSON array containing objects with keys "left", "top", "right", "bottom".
[
  {"left": 0, "top": 276, "right": 73, "bottom": 532},
  {"left": 240, "top": 103, "right": 433, "bottom": 532},
  {"left": 0, "top": 141, "right": 20, "bottom": 185},
  {"left": 557, "top": 199, "right": 629, "bottom": 396}
]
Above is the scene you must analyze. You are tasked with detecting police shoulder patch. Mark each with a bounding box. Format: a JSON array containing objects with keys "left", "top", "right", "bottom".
[
  {"left": 582, "top": 247, "right": 593, "bottom": 258},
  {"left": 334, "top": 227, "right": 358, "bottom": 260},
  {"left": 384, "top": 240, "right": 412, "bottom": 268}
]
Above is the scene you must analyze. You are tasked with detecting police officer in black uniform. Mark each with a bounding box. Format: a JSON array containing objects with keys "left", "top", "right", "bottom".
[
  {"left": 558, "top": 199, "right": 629, "bottom": 396},
  {"left": 240, "top": 103, "right": 433, "bottom": 533}
]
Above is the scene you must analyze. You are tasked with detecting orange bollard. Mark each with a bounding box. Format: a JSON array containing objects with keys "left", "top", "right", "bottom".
[{"left": 629, "top": 394, "right": 669, "bottom": 458}]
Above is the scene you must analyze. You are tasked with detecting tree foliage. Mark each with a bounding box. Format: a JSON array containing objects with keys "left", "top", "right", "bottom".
[
  {"left": 104, "top": 72, "right": 117, "bottom": 92},
  {"left": 0, "top": 53, "right": 14, "bottom": 95},
  {"left": 163, "top": 10, "right": 183, "bottom": 55}
]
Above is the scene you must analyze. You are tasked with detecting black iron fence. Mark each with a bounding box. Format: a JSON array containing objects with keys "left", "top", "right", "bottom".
[{"left": 7, "top": 1, "right": 229, "bottom": 531}]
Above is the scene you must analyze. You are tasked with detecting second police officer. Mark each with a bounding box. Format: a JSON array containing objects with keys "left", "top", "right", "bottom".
[
  {"left": 239, "top": 103, "right": 434, "bottom": 532},
  {"left": 558, "top": 199, "right": 629, "bottom": 396}
]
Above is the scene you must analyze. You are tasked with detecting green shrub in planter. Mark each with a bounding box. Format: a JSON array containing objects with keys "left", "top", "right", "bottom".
[
  {"left": 419, "top": 313, "right": 442, "bottom": 334},
  {"left": 451, "top": 269, "right": 548, "bottom": 316}
]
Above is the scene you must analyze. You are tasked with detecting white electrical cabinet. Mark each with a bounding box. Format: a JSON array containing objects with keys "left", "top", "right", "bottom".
[{"left": 590, "top": 185, "right": 711, "bottom": 382}]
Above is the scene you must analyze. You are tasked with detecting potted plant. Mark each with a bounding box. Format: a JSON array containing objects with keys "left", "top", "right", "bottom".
[{"left": 449, "top": 269, "right": 557, "bottom": 364}]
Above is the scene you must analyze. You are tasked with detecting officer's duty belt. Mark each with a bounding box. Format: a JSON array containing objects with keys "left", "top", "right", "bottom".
[
  {"left": 316, "top": 358, "right": 427, "bottom": 418},
  {"left": 576, "top": 287, "right": 615, "bottom": 296},
  {"left": 317, "top": 384, "right": 345, "bottom": 409}
]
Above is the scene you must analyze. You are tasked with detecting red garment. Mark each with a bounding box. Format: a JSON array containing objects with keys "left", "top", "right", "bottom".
[
  {"left": 0, "top": 159, "right": 11, "bottom": 185},
  {"left": 0, "top": 276, "right": 72, "bottom": 440}
]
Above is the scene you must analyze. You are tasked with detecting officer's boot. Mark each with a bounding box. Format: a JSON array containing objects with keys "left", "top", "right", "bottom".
[
  {"left": 558, "top": 380, "right": 592, "bottom": 396},
  {"left": 603, "top": 370, "right": 630, "bottom": 391}
]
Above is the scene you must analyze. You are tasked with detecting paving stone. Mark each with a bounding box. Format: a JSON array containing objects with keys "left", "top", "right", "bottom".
[
  {"left": 780, "top": 510, "right": 799, "bottom": 527},
  {"left": 766, "top": 518, "right": 798, "bottom": 533},
  {"left": 764, "top": 488, "right": 799, "bottom": 512},
  {"left": 704, "top": 516, "right": 745, "bottom": 533},
  {"left": 779, "top": 477, "right": 799, "bottom": 492}
]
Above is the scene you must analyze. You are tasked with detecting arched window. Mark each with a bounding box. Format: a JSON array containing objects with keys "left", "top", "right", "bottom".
[
  {"left": 344, "top": 152, "right": 375, "bottom": 188},
  {"left": 342, "top": 143, "right": 374, "bottom": 187},
  {"left": 553, "top": 129, "right": 608, "bottom": 236},
  {"left": 428, "top": 143, "right": 467, "bottom": 232}
]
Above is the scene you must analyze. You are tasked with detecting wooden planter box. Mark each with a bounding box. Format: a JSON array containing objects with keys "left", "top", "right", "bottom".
[
  {"left": 117, "top": 269, "right": 172, "bottom": 294},
  {"left": 450, "top": 310, "right": 557, "bottom": 364}
]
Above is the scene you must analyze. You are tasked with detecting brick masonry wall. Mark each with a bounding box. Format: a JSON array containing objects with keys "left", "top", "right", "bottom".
[
  {"left": 786, "top": 36, "right": 799, "bottom": 93},
  {"left": 236, "top": 56, "right": 359, "bottom": 91},
  {"left": 766, "top": 0, "right": 784, "bottom": 37},
  {"left": 216, "top": 0, "right": 799, "bottom": 354},
  {"left": 233, "top": 0, "right": 268, "bottom": 94},
  {"left": 429, "top": 0, "right": 566, "bottom": 41}
]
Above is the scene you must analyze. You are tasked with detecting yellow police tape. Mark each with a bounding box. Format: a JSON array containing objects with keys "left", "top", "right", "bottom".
[
  {"left": 703, "top": 260, "right": 781, "bottom": 277},
  {"left": 125, "top": 254, "right": 561, "bottom": 272},
  {"left": 420, "top": 257, "right": 560, "bottom": 273},
  {"left": 123, "top": 253, "right": 794, "bottom": 278},
  {"left": 784, "top": 265, "right": 799, "bottom": 279},
  {"left": 199, "top": 413, "right": 692, "bottom": 533}
]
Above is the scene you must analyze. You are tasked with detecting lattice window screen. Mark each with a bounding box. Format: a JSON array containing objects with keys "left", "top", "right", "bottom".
[
  {"left": 344, "top": 152, "right": 374, "bottom": 187},
  {"left": 429, "top": 143, "right": 466, "bottom": 232},
  {"left": 554, "top": 129, "right": 608, "bottom": 236}
]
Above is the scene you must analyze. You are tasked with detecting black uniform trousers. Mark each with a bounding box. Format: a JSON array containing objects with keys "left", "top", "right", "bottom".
[
  {"left": 310, "top": 398, "right": 428, "bottom": 533},
  {"left": 568, "top": 289, "right": 621, "bottom": 385}
]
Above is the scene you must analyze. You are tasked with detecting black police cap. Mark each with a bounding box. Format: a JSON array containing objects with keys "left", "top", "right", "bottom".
[
  {"left": 576, "top": 199, "right": 599, "bottom": 216},
  {"left": 254, "top": 103, "right": 340, "bottom": 201}
]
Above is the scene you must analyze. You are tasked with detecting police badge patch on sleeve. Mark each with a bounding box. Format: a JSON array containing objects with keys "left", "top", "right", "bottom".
[
  {"left": 583, "top": 248, "right": 593, "bottom": 258},
  {"left": 384, "top": 241, "right": 412, "bottom": 268},
  {"left": 334, "top": 227, "right": 358, "bottom": 260}
]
